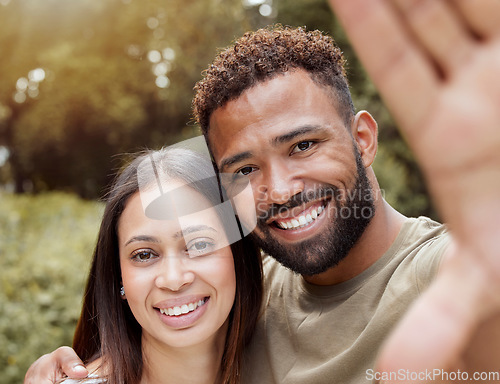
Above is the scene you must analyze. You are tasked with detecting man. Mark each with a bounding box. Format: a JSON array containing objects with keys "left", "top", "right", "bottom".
[
  {"left": 25, "top": 1, "right": 500, "bottom": 383},
  {"left": 193, "top": 25, "right": 449, "bottom": 384}
]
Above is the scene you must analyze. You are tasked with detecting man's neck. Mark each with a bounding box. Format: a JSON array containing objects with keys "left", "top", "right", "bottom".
[{"left": 303, "top": 198, "right": 406, "bottom": 286}]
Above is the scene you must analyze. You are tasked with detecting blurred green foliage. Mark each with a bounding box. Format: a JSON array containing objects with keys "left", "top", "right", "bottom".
[{"left": 0, "top": 192, "right": 102, "bottom": 384}]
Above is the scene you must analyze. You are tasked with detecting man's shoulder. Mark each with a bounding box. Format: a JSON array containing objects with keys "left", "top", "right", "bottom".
[
  {"left": 261, "top": 251, "right": 287, "bottom": 275},
  {"left": 397, "top": 216, "right": 448, "bottom": 254},
  {"left": 390, "top": 216, "right": 449, "bottom": 289}
]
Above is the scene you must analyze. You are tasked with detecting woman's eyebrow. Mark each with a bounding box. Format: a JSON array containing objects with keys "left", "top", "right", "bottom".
[
  {"left": 174, "top": 225, "right": 217, "bottom": 239},
  {"left": 124, "top": 235, "right": 160, "bottom": 247}
]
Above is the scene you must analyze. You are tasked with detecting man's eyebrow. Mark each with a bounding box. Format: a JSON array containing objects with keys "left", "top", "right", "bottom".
[
  {"left": 174, "top": 225, "right": 217, "bottom": 239},
  {"left": 272, "top": 125, "right": 325, "bottom": 146},
  {"left": 219, "top": 151, "right": 252, "bottom": 172},
  {"left": 219, "top": 125, "right": 326, "bottom": 172},
  {"left": 124, "top": 235, "right": 161, "bottom": 247}
]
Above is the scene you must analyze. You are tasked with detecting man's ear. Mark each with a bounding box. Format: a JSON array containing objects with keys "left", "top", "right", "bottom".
[{"left": 351, "top": 110, "right": 378, "bottom": 167}]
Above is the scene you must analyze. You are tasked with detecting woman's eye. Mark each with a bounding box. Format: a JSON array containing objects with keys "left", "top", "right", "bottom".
[
  {"left": 291, "top": 141, "right": 314, "bottom": 153},
  {"left": 131, "top": 250, "right": 157, "bottom": 262},
  {"left": 187, "top": 239, "right": 216, "bottom": 257}
]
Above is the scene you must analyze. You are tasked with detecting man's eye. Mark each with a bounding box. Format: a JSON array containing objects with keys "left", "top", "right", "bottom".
[
  {"left": 236, "top": 166, "right": 255, "bottom": 176},
  {"left": 131, "top": 250, "right": 157, "bottom": 262},
  {"left": 291, "top": 141, "right": 314, "bottom": 153}
]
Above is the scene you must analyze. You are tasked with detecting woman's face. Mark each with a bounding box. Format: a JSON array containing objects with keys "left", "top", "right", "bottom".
[{"left": 117, "top": 183, "right": 236, "bottom": 351}]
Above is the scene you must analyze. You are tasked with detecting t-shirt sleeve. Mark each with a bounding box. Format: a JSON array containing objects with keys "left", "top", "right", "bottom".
[{"left": 413, "top": 233, "right": 450, "bottom": 292}]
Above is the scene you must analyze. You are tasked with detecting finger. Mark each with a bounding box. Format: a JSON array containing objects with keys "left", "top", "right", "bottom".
[
  {"left": 391, "top": 0, "right": 475, "bottom": 74},
  {"left": 452, "top": 0, "right": 500, "bottom": 38},
  {"left": 24, "top": 355, "right": 56, "bottom": 384},
  {"left": 328, "top": 0, "right": 439, "bottom": 134},
  {"left": 53, "top": 347, "right": 88, "bottom": 379},
  {"left": 377, "top": 245, "right": 489, "bottom": 383}
]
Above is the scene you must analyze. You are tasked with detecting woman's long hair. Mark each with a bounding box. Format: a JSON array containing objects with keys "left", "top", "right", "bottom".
[{"left": 72, "top": 147, "right": 263, "bottom": 384}]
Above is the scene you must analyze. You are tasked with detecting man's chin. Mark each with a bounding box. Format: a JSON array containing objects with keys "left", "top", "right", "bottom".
[{"left": 251, "top": 229, "right": 344, "bottom": 276}]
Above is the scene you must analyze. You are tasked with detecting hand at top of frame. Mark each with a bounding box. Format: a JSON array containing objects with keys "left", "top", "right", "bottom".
[{"left": 329, "top": 0, "right": 500, "bottom": 382}]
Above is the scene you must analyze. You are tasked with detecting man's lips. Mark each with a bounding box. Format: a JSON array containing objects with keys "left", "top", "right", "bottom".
[{"left": 267, "top": 199, "right": 330, "bottom": 230}]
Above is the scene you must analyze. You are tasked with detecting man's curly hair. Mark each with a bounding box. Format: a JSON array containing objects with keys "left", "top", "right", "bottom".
[{"left": 192, "top": 25, "right": 355, "bottom": 138}]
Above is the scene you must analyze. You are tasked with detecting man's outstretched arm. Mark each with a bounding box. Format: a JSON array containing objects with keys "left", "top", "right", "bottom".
[
  {"left": 328, "top": 0, "right": 500, "bottom": 382},
  {"left": 24, "top": 347, "right": 88, "bottom": 384}
]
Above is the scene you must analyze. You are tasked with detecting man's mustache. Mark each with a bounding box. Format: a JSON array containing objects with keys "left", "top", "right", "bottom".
[{"left": 257, "top": 186, "right": 339, "bottom": 222}]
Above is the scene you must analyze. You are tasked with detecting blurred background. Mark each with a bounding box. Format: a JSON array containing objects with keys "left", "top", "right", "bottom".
[{"left": 0, "top": 0, "right": 436, "bottom": 382}]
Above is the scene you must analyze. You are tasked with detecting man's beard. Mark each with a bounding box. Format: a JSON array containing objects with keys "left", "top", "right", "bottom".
[{"left": 250, "top": 151, "right": 375, "bottom": 276}]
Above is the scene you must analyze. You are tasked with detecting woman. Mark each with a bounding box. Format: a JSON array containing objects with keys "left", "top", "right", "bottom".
[{"left": 63, "top": 147, "right": 262, "bottom": 384}]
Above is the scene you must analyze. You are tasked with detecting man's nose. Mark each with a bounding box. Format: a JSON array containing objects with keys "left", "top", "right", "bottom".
[
  {"left": 259, "top": 160, "right": 304, "bottom": 206},
  {"left": 154, "top": 254, "right": 195, "bottom": 292}
]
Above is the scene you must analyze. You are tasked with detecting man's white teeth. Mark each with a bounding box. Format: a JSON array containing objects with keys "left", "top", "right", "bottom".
[
  {"left": 276, "top": 205, "right": 325, "bottom": 230},
  {"left": 159, "top": 299, "right": 206, "bottom": 316}
]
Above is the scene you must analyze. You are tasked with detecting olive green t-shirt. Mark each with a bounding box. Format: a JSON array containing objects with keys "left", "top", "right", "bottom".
[{"left": 242, "top": 217, "right": 448, "bottom": 384}]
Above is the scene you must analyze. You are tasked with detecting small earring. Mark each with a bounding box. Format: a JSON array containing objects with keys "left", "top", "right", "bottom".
[{"left": 120, "top": 286, "right": 125, "bottom": 297}]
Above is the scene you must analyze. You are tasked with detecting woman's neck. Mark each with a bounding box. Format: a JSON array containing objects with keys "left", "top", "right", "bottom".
[{"left": 139, "top": 322, "right": 227, "bottom": 384}]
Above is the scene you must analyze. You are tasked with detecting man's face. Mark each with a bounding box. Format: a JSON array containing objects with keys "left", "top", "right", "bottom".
[{"left": 208, "top": 70, "right": 375, "bottom": 276}]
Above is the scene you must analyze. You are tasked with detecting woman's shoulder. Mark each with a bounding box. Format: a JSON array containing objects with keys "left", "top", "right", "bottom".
[
  {"left": 59, "top": 374, "right": 106, "bottom": 384},
  {"left": 59, "top": 358, "right": 106, "bottom": 384}
]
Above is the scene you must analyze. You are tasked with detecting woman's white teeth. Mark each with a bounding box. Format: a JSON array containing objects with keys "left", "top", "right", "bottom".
[
  {"left": 276, "top": 205, "right": 324, "bottom": 230},
  {"left": 160, "top": 299, "right": 206, "bottom": 316}
]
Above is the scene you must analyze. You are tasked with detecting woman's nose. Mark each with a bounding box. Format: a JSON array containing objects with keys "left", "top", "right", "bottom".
[{"left": 154, "top": 254, "right": 195, "bottom": 292}]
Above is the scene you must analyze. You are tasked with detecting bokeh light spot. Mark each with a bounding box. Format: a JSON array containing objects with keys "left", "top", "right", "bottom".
[
  {"left": 13, "top": 92, "right": 27, "bottom": 104},
  {"left": 147, "top": 50, "right": 162, "bottom": 63},
  {"left": 147, "top": 17, "right": 159, "bottom": 29},
  {"left": 153, "top": 62, "right": 168, "bottom": 76},
  {"left": 28, "top": 88, "right": 39, "bottom": 98},
  {"left": 242, "top": 0, "right": 265, "bottom": 6},
  {"left": 162, "top": 47, "right": 175, "bottom": 61},
  {"left": 16, "top": 77, "right": 28, "bottom": 92},
  {"left": 155, "top": 76, "right": 170, "bottom": 89},
  {"left": 29, "top": 68, "right": 46, "bottom": 82},
  {"left": 259, "top": 4, "right": 272, "bottom": 16}
]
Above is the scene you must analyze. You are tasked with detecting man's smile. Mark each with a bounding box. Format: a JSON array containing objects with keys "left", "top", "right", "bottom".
[{"left": 269, "top": 200, "right": 329, "bottom": 231}]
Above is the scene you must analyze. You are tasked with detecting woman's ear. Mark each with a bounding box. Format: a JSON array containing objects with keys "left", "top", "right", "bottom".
[
  {"left": 120, "top": 285, "right": 127, "bottom": 300},
  {"left": 351, "top": 110, "right": 378, "bottom": 167}
]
